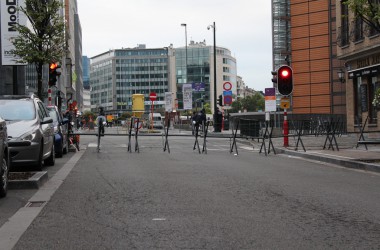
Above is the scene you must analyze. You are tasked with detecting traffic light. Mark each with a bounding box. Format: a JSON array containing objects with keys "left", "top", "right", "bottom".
[
  {"left": 277, "top": 65, "right": 293, "bottom": 96},
  {"left": 218, "top": 94, "right": 223, "bottom": 106},
  {"left": 49, "top": 62, "right": 61, "bottom": 87},
  {"left": 271, "top": 70, "right": 277, "bottom": 85}
]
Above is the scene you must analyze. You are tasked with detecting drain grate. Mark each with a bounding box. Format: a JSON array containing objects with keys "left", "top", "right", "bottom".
[{"left": 25, "top": 201, "right": 46, "bottom": 207}]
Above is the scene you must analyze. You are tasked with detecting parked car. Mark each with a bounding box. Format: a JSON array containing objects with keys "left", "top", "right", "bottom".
[
  {"left": 0, "top": 95, "right": 55, "bottom": 170},
  {"left": 47, "top": 106, "right": 69, "bottom": 158},
  {"left": 0, "top": 117, "right": 10, "bottom": 198}
]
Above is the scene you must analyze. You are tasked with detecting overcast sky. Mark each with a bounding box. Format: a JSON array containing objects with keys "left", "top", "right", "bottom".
[{"left": 77, "top": 0, "right": 272, "bottom": 92}]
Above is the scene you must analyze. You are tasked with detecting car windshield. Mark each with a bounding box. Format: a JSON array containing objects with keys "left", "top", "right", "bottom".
[{"left": 0, "top": 100, "right": 35, "bottom": 120}]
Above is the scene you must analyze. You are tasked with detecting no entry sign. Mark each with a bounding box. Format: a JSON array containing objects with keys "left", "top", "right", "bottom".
[{"left": 149, "top": 92, "right": 157, "bottom": 101}]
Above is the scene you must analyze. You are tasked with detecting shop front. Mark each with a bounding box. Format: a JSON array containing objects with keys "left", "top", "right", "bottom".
[{"left": 346, "top": 53, "right": 380, "bottom": 132}]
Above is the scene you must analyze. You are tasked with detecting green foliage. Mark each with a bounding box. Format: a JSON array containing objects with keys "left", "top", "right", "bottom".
[
  {"left": 344, "top": 0, "right": 380, "bottom": 32},
  {"left": 82, "top": 110, "right": 95, "bottom": 122},
  {"left": 373, "top": 88, "right": 380, "bottom": 107},
  {"left": 119, "top": 112, "right": 132, "bottom": 120},
  {"left": 203, "top": 103, "right": 212, "bottom": 114},
  {"left": 230, "top": 93, "right": 265, "bottom": 113},
  {"left": 11, "top": 0, "right": 65, "bottom": 99}
]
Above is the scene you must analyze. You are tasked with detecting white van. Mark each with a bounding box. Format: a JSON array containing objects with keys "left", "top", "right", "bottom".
[{"left": 147, "top": 113, "right": 163, "bottom": 129}]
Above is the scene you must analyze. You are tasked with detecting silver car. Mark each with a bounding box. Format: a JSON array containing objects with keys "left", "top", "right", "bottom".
[
  {"left": 0, "top": 117, "right": 9, "bottom": 198},
  {"left": 0, "top": 95, "right": 55, "bottom": 170}
]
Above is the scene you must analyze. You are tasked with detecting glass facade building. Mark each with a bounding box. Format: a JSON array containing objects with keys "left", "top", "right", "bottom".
[
  {"left": 90, "top": 45, "right": 170, "bottom": 115},
  {"left": 272, "top": 0, "right": 291, "bottom": 72},
  {"left": 175, "top": 45, "right": 210, "bottom": 110},
  {"left": 175, "top": 41, "right": 237, "bottom": 111}
]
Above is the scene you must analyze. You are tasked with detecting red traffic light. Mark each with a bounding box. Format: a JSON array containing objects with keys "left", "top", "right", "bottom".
[
  {"left": 49, "top": 63, "right": 58, "bottom": 70},
  {"left": 277, "top": 65, "right": 293, "bottom": 96},
  {"left": 48, "top": 62, "right": 61, "bottom": 87},
  {"left": 281, "top": 69, "right": 289, "bottom": 77}
]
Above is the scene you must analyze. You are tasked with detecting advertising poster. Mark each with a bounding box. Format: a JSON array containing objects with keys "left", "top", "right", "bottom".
[
  {"left": 1, "top": 0, "right": 27, "bottom": 65},
  {"left": 165, "top": 92, "right": 173, "bottom": 112},
  {"left": 183, "top": 84, "right": 192, "bottom": 110}
]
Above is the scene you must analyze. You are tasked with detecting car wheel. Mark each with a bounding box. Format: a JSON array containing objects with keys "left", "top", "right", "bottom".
[
  {"left": 44, "top": 143, "right": 55, "bottom": 166},
  {"left": 0, "top": 154, "right": 9, "bottom": 198}
]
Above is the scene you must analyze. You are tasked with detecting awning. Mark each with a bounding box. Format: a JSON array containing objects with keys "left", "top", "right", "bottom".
[{"left": 348, "top": 64, "right": 380, "bottom": 79}]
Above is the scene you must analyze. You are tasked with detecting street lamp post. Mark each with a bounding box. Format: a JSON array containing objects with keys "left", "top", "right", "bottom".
[
  {"left": 208, "top": 22, "right": 218, "bottom": 131},
  {"left": 181, "top": 23, "right": 188, "bottom": 90}
]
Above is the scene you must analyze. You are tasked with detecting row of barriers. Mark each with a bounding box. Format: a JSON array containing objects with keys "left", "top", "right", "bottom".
[{"left": 235, "top": 114, "right": 347, "bottom": 139}]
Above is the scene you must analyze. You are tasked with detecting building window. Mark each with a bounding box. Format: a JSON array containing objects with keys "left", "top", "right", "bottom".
[
  {"left": 339, "top": 1, "right": 349, "bottom": 47},
  {"left": 352, "top": 17, "right": 364, "bottom": 42}
]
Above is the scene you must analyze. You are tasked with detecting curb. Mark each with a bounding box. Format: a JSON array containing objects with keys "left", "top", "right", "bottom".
[
  {"left": 8, "top": 171, "right": 48, "bottom": 189},
  {"left": 275, "top": 148, "right": 380, "bottom": 173}
]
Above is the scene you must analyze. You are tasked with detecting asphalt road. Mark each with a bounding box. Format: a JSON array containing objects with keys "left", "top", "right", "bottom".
[{"left": 4, "top": 132, "right": 380, "bottom": 249}]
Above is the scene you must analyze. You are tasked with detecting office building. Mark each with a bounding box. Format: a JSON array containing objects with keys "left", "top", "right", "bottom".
[
  {"left": 90, "top": 42, "right": 238, "bottom": 116},
  {"left": 175, "top": 40, "right": 237, "bottom": 112},
  {"left": 90, "top": 45, "right": 174, "bottom": 116}
]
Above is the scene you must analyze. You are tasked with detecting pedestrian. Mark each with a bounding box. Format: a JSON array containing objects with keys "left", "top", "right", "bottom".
[{"left": 96, "top": 107, "right": 106, "bottom": 135}]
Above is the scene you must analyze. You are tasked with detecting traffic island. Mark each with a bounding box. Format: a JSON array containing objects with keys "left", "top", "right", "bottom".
[{"left": 8, "top": 171, "right": 48, "bottom": 189}]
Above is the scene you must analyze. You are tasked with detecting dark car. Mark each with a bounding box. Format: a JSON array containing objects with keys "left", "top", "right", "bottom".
[
  {"left": 0, "top": 117, "right": 10, "bottom": 198},
  {"left": 47, "top": 106, "right": 69, "bottom": 158},
  {"left": 0, "top": 95, "right": 55, "bottom": 170}
]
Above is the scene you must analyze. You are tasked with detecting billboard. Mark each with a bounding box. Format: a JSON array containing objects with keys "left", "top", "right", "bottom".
[
  {"left": 1, "top": 0, "right": 27, "bottom": 65},
  {"left": 192, "top": 82, "right": 205, "bottom": 92}
]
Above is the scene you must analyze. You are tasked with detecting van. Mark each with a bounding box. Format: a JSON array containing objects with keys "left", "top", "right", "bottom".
[{"left": 147, "top": 113, "right": 163, "bottom": 129}]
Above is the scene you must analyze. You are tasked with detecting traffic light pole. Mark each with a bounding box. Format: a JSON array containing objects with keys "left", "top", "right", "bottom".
[
  {"left": 48, "top": 87, "right": 52, "bottom": 106},
  {"left": 283, "top": 108, "right": 289, "bottom": 147}
]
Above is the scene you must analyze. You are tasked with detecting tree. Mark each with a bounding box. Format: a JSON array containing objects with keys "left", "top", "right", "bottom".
[
  {"left": 344, "top": 0, "right": 380, "bottom": 33},
  {"left": 11, "top": 0, "right": 65, "bottom": 99},
  {"left": 230, "top": 93, "right": 265, "bottom": 113}
]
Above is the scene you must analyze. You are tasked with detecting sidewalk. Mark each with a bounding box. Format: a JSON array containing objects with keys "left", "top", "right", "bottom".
[{"left": 241, "top": 133, "right": 380, "bottom": 173}]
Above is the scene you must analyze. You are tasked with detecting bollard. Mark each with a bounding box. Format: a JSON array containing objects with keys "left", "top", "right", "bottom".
[{"left": 283, "top": 109, "right": 289, "bottom": 147}]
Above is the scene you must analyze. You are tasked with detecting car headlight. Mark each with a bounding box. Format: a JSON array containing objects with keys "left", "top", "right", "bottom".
[{"left": 19, "top": 130, "right": 37, "bottom": 142}]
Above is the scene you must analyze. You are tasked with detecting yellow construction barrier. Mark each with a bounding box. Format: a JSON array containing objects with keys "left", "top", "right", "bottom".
[{"left": 132, "top": 94, "right": 144, "bottom": 118}]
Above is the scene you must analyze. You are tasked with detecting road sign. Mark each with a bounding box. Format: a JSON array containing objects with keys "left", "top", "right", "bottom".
[
  {"left": 280, "top": 97, "right": 290, "bottom": 109},
  {"left": 224, "top": 95, "right": 232, "bottom": 105},
  {"left": 149, "top": 92, "right": 157, "bottom": 101},
  {"left": 223, "top": 81, "right": 232, "bottom": 91}
]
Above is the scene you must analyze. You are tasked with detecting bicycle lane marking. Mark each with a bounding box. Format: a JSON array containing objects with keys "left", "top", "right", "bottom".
[{"left": 0, "top": 149, "right": 86, "bottom": 250}]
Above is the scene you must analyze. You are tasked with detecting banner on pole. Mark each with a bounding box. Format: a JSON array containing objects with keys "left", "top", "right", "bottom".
[
  {"left": 265, "top": 87, "right": 276, "bottom": 112},
  {"left": 183, "top": 84, "right": 192, "bottom": 110},
  {"left": 165, "top": 92, "right": 173, "bottom": 112}
]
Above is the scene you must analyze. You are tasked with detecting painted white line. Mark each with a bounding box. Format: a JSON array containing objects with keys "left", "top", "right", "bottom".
[
  {"left": 152, "top": 218, "right": 166, "bottom": 221},
  {"left": 0, "top": 150, "right": 85, "bottom": 250}
]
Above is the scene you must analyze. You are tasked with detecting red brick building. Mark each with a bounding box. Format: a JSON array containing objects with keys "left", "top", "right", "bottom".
[{"left": 290, "top": 0, "right": 346, "bottom": 115}]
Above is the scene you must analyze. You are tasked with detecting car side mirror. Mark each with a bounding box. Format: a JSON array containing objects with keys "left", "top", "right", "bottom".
[{"left": 42, "top": 117, "right": 53, "bottom": 124}]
